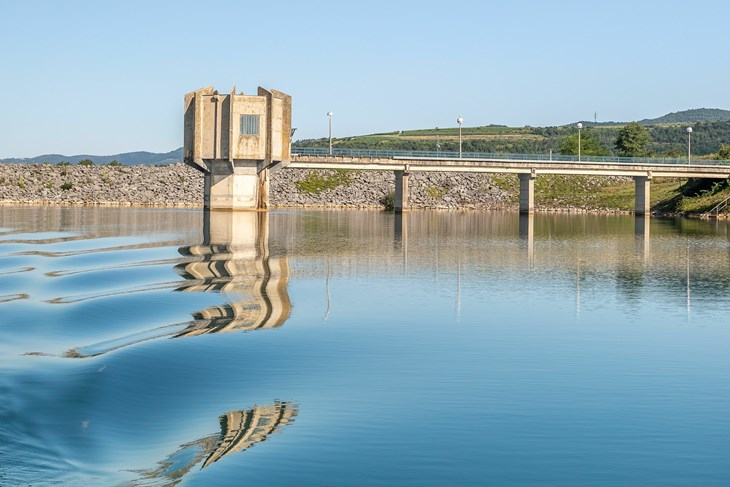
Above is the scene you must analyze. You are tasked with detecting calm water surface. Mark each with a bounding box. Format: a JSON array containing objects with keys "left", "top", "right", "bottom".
[{"left": 1, "top": 206, "right": 730, "bottom": 486}]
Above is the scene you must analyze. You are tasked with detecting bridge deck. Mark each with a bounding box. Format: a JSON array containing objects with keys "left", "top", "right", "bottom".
[{"left": 290, "top": 154, "right": 730, "bottom": 179}]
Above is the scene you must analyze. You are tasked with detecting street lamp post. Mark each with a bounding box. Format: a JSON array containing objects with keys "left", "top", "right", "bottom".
[
  {"left": 577, "top": 122, "right": 583, "bottom": 161},
  {"left": 327, "top": 111, "right": 334, "bottom": 155},
  {"left": 686, "top": 126, "right": 693, "bottom": 164},
  {"left": 457, "top": 115, "right": 464, "bottom": 158}
]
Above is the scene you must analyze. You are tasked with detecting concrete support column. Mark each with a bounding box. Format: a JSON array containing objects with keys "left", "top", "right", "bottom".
[
  {"left": 518, "top": 173, "right": 535, "bottom": 214},
  {"left": 257, "top": 168, "right": 270, "bottom": 210},
  {"left": 394, "top": 169, "right": 410, "bottom": 213},
  {"left": 634, "top": 175, "right": 651, "bottom": 216},
  {"left": 205, "top": 160, "right": 261, "bottom": 210}
]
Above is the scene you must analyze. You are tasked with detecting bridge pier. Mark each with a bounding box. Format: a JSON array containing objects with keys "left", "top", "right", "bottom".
[
  {"left": 634, "top": 175, "right": 651, "bottom": 216},
  {"left": 519, "top": 173, "right": 535, "bottom": 214},
  {"left": 394, "top": 169, "right": 410, "bottom": 213}
]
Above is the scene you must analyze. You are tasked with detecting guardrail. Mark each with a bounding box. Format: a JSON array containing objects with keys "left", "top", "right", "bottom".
[
  {"left": 292, "top": 147, "right": 730, "bottom": 167},
  {"left": 701, "top": 196, "right": 730, "bottom": 218}
]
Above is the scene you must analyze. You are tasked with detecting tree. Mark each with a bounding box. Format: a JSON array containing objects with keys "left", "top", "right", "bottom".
[
  {"left": 716, "top": 143, "right": 730, "bottom": 160},
  {"left": 559, "top": 130, "right": 608, "bottom": 156},
  {"left": 78, "top": 159, "right": 94, "bottom": 166},
  {"left": 615, "top": 122, "right": 652, "bottom": 157}
]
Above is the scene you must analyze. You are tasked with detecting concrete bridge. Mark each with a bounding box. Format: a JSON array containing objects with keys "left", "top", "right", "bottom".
[
  {"left": 290, "top": 148, "right": 730, "bottom": 215},
  {"left": 183, "top": 86, "right": 730, "bottom": 214}
]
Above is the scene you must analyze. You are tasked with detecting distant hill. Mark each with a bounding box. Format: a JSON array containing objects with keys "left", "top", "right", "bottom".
[
  {"left": 0, "top": 148, "right": 183, "bottom": 165},
  {"left": 5, "top": 107, "right": 730, "bottom": 164},
  {"left": 639, "top": 108, "right": 730, "bottom": 125}
]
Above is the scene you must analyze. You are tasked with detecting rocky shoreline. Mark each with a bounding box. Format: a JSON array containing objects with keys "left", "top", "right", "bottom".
[{"left": 0, "top": 163, "right": 630, "bottom": 212}]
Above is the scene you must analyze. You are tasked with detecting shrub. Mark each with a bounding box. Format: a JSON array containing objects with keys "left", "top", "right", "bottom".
[
  {"left": 717, "top": 144, "right": 730, "bottom": 160},
  {"left": 61, "top": 182, "right": 73, "bottom": 191},
  {"left": 78, "top": 159, "right": 94, "bottom": 166},
  {"left": 108, "top": 160, "right": 121, "bottom": 166},
  {"left": 381, "top": 190, "right": 395, "bottom": 210}
]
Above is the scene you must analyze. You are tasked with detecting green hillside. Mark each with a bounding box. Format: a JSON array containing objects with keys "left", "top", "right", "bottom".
[{"left": 296, "top": 110, "right": 730, "bottom": 158}]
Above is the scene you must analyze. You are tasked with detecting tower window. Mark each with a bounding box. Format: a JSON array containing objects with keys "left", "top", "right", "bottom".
[{"left": 240, "top": 115, "right": 260, "bottom": 135}]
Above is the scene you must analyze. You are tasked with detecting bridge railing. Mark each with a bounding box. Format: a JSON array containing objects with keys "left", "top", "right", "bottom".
[{"left": 291, "top": 146, "right": 730, "bottom": 167}]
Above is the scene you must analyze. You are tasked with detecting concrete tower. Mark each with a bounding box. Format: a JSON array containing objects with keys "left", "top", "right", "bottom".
[{"left": 184, "top": 86, "right": 292, "bottom": 210}]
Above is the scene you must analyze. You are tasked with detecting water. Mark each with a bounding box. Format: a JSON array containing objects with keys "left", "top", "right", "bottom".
[{"left": 1, "top": 206, "right": 730, "bottom": 486}]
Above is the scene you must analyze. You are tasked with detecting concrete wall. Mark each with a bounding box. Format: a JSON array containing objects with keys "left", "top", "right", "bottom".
[{"left": 230, "top": 95, "right": 267, "bottom": 160}]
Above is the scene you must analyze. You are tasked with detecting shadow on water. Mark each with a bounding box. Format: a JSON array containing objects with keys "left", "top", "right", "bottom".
[{"left": 62, "top": 211, "right": 291, "bottom": 358}]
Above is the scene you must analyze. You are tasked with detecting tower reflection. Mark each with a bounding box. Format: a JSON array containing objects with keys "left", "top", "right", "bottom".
[
  {"left": 175, "top": 211, "right": 291, "bottom": 335},
  {"left": 138, "top": 401, "right": 297, "bottom": 484},
  {"left": 60, "top": 211, "right": 291, "bottom": 358}
]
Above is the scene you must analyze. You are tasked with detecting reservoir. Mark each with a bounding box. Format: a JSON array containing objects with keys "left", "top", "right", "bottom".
[{"left": 1, "top": 206, "right": 729, "bottom": 486}]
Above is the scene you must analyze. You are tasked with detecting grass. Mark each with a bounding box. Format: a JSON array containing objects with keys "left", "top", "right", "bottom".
[
  {"left": 401, "top": 126, "right": 535, "bottom": 137},
  {"left": 295, "top": 169, "right": 353, "bottom": 194},
  {"left": 484, "top": 174, "right": 724, "bottom": 213},
  {"left": 654, "top": 179, "right": 730, "bottom": 215},
  {"left": 425, "top": 185, "right": 447, "bottom": 200}
]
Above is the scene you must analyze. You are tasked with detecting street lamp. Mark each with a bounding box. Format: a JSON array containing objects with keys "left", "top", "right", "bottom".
[
  {"left": 457, "top": 115, "right": 464, "bottom": 158},
  {"left": 327, "top": 111, "right": 334, "bottom": 155},
  {"left": 686, "top": 126, "right": 693, "bottom": 164},
  {"left": 577, "top": 122, "right": 583, "bottom": 161}
]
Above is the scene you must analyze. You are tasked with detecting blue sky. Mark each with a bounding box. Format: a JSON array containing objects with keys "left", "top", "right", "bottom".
[{"left": 0, "top": 0, "right": 727, "bottom": 157}]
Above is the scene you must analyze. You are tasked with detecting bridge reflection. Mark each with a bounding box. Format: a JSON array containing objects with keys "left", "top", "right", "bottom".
[{"left": 137, "top": 401, "right": 297, "bottom": 485}]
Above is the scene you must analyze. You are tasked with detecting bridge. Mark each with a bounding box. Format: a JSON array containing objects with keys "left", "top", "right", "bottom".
[
  {"left": 183, "top": 86, "right": 730, "bottom": 215},
  {"left": 290, "top": 147, "right": 730, "bottom": 215}
]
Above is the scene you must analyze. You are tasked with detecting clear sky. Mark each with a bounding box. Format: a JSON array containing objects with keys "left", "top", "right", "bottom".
[{"left": 0, "top": 0, "right": 727, "bottom": 157}]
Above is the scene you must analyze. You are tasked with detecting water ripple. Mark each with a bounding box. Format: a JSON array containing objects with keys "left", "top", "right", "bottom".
[
  {"left": 13, "top": 240, "right": 183, "bottom": 258},
  {"left": 45, "top": 257, "right": 190, "bottom": 278},
  {"left": 0, "top": 266, "right": 34, "bottom": 276},
  {"left": 0, "top": 293, "right": 29, "bottom": 303},
  {"left": 46, "top": 281, "right": 182, "bottom": 305}
]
